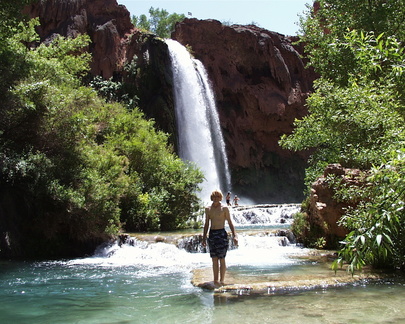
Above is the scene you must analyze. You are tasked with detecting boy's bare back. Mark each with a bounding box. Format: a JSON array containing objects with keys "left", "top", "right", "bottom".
[{"left": 205, "top": 205, "right": 231, "bottom": 230}]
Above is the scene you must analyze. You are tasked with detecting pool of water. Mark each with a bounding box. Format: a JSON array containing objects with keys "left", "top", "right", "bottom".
[{"left": 1, "top": 234, "right": 404, "bottom": 324}]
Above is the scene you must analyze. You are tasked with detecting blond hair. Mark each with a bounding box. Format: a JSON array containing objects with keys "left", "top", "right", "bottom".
[{"left": 210, "top": 190, "right": 223, "bottom": 201}]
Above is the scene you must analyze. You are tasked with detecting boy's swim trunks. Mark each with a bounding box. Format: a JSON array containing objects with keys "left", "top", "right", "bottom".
[{"left": 208, "top": 228, "right": 229, "bottom": 259}]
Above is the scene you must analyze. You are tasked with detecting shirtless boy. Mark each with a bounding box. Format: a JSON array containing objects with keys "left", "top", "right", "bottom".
[{"left": 202, "top": 190, "right": 238, "bottom": 287}]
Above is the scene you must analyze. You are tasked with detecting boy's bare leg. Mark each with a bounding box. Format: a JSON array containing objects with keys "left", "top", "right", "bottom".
[
  {"left": 219, "top": 258, "right": 226, "bottom": 285},
  {"left": 212, "top": 257, "right": 220, "bottom": 286}
]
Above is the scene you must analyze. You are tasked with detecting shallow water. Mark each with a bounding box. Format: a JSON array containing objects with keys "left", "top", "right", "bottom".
[{"left": 1, "top": 233, "right": 404, "bottom": 324}]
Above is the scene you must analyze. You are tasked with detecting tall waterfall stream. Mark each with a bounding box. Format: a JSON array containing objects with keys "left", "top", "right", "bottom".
[{"left": 166, "top": 39, "right": 231, "bottom": 201}]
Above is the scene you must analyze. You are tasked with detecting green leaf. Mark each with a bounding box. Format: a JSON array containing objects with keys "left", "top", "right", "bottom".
[{"left": 376, "top": 234, "right": 382, "bottom": 246}]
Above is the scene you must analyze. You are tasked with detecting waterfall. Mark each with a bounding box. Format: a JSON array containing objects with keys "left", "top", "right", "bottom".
[{"left": 166, "top": 39, "right": 231, "bottom": 201}]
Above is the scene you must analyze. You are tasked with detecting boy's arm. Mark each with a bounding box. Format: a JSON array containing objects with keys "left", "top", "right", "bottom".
[
  {"left": 202, "top": 207, "right": 210, "bottom": 247},
  {"left": 224, "top": 207, "right": 238, "bottom": 245}
]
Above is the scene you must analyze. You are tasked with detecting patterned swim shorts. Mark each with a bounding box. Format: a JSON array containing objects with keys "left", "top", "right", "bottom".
[{"left": 208, "top": 228, "right": 229, "bottom": 259}]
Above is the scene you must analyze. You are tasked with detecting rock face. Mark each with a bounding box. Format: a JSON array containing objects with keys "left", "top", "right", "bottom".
[
  {"left": 308, "top": 164, "right": 364, "bottom": 247},
  {"left": 172, "top": 19, "right": 317, "bottom": 202},
  {"left": 24, "top": 0, "right": 133, "bottom": 79}
]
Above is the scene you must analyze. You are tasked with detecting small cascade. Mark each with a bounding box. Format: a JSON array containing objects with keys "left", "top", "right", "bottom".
[
  {"left": 176, "top": 234, "right": 239, "bottom": 253},
  {"left": 176, "top": 230, "right": 296, "bottom": 253},
  {"left": 92, "top": 205, "right": 301, "bottom": 259},
  {"left": 231, "top": 204, "right": 301, "bottom": 226},
  {"left": 176, "top": 234, "right": 206, "bottom": 253},
  {"left": 88, "top": 235, "right": 208, "bottom": 275},
  {"left": 93, "top": 235, "right": 148, "bottom": 258},
  {"left": 86, "top": 205, "right": 303, "bottom": 277},
  {"left": 166, "top": 39, "right": 231, "bottom": 201}
]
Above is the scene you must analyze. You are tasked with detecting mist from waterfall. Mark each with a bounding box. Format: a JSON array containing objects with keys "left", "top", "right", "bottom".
[{"left": 166, "top": 39, "right": 231, "bottom": 201}]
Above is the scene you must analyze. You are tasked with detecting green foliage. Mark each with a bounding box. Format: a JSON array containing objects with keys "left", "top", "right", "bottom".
[
  {"left": 0, "top": 0, "right": 35, "bottom": 38},
  {"left": 280, "top": 19, "right": 405, "bottom": 188},
  {"left": 281, "top": 75, "right": 403, "bottom": 179},
  {"left": 0, "top": 14, "right": 38, "bottom": 98},
  {"left": 332, "top": 150, "right": 405, "bottom": 273},
  {"left": 33, "top": 34, "right": 91, "bottom": 81},
  {"left": 89, "top": 56, "right": 140, "bottom": 109},
  {"left": 89, "top": 103, "right": 203, "bottom": 231},
  {"left": 291, "top": 211, "right": 328, "bottom": 249},
  {"left": 309, "top": 0, "right": 404, "bottom": 40},
  {"left": 290, "top": 212, "right": 308, "bottom": 243},
  {"left": 2, "top": 40, "right": 124, "bottom": 240},
  {"left": 132, "top": 7, "right": 186, "bottom": 38},
  {"left": 89, "top": 76, "right": 125, "bottom": 103},
  {"left": 1, "top": 14, "right": 203, "bottom": 257},
  {"left": 132, "top": 14, "right": 151, "bottom": 33},
  {"left": 282, "top": 0, "right": 405, "bottom": 271},
  {"left": 299, "top": 0, "right": 405, "bottom": 85}
]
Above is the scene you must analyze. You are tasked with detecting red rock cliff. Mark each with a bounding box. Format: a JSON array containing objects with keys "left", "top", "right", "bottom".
[
  {"left": 307, "top": 164, "right": 365, "bottom": 247},
  {"left": 25, "top": 0, "right": 133, "bottom": 78},
  {"left": 173, "top": 19, "right": 317, "bottom": 202}
]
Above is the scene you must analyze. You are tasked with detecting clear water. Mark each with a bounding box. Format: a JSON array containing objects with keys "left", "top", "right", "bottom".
[{"left": 1, "top": 234, "right": 405, "bottom": 324}]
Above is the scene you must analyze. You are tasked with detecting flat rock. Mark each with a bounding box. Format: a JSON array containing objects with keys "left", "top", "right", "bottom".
[{"left": 192, "top": 264, "right": 383, "bottom": 295}]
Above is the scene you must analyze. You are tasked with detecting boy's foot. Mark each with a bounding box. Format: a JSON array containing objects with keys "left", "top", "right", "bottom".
[{"left": 213, "top": 281, "right": 222, "bottom": 288}]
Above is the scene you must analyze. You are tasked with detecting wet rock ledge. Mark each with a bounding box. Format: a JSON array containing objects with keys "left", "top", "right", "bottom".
[{"left": 192, "top": 254, "right": 384, "bottom": 295}]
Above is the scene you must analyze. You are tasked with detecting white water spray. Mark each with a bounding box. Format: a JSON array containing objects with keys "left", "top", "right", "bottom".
[
  {"left": 166, "top": 39, "right": 231, "bottom": 201},
  {"left": 231, "top": 204, "right": 301, "bottom": 226}
]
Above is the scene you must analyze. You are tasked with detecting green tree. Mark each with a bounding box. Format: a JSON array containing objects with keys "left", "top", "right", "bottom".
[
  {"left": 0, "top": 0, "right": 34, "bottom": 35},
  {"left": 100, "top": 108, "right": 203, "bottom": 231},
  {"left": 0, "top": 0, "right": 36, "bottom": 100},
  {"left": 280, "top": 0, "right": 405, "bottom": 271},
  {"left": 132, "top": 7, "right": 185, "bottom": 38},
  {"left": 132, "top": 14, "right": 150, "bottom": 32},
  {"left": 300, "top": 0, "right": 405, "bottom": 87}
]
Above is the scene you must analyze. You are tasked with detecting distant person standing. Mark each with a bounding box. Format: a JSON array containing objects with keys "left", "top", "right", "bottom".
[
  {"left": 202, "top": 190, "right": 238, "bottom": 287},
  {"left": 233, "top": 195, "right": 240, "bottom": 206},
  {"left": 226, "top": 192, "right": 231, "bottom": 206}
]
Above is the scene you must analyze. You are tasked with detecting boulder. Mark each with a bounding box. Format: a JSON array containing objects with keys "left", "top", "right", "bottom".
[{"left": 308, "top": 164, "right": 365, "bottom": 247}]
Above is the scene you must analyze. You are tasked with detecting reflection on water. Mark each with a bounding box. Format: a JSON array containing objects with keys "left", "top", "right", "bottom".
[
  {"left": 0, "top": 230, "right": 405, "bottom": 323},
  {"left": 211, "top": 279, "right": 405, "bottom": 324}
]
